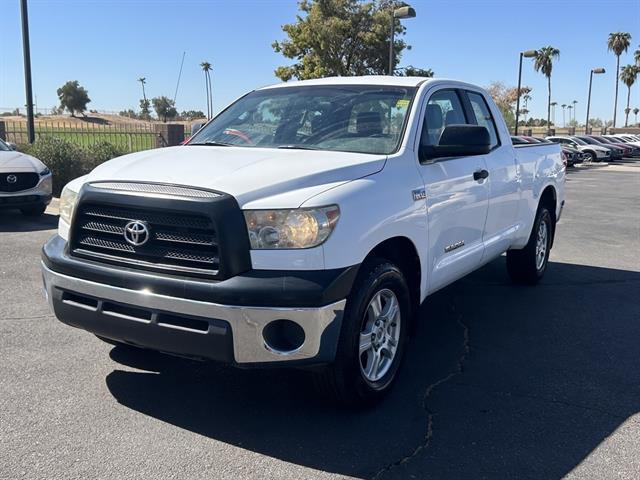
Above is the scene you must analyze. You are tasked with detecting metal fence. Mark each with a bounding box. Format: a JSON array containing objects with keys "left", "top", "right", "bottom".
[{"left": 2, "top": 120, "right": 157, "bottom": 152}]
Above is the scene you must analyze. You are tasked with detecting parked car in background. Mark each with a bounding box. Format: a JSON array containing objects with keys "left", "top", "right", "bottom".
[
  {"left": 590, "top": 135, "right": 638, "bottom": 157},
  {"left": 41, "top": 77, "right": 565, "bottom": 405},
  {"left": 609, "top": 134, "right": 640, "bottom": 148},
  {"left": 573, "top": 135, "right": 623, "bottom": 160},
  {"left": 546, "top": 136, "right": 610, "bottom": 162},
  {"left": 0, "top": 138, "right": 52, "bottom": 216},
  {"left": 560, "top": 144, "right": 585, "bottom": 167}
]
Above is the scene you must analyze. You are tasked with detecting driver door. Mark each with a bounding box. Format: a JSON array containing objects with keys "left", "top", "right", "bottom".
[{"left": 416, "top": 89, "right": 490, "bottom": 293}]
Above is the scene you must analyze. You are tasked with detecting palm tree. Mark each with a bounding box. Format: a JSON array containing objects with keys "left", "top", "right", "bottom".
[
  {"left": 619, "top": 65, "right": 639, "bottom": 126},
  {"left": 138, "top": 77, "right": 147, "bottom": 103},
  {"left": 567, "top": 105, "right": 573, "bottom": 125},
  {"left": 550, "top": 101, "right": 557, "bottom": 125},
  {"left": 572, "top": 100, "right": 578, "bottom": 123},
  {"left": 200, "top": 61, "right": 213, "bottom": 119},
  {"left": 635, "top": 46, "right": 640, "bottom": 66},
  {"left": 533, "top": 47, "right": 560, "bottom": 132},
  {"left": 634, "top": 107, "right": 639, "bottom": 125},
  {"left": 561, "top": 103, "right": 567, "bottom": 126},
  {"left": 607, "top": 32, "right": 632, "bottom": 127}
]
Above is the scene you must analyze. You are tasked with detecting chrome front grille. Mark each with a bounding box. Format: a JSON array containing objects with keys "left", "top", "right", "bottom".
[{"left": 71, "top": 203, "right": 220, "bottom": 276}]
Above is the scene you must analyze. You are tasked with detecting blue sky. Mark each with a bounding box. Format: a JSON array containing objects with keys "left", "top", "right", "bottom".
[{"left": 1, "top": 0, "right": 638, "bottom": 123}]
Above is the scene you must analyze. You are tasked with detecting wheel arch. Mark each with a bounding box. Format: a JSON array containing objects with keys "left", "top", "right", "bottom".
[
  {"left": 361, "top": 236, "right": 422, "bottom": 312},
  {"left": 539, "top": 184, "right": 557, "bottom": 247}
]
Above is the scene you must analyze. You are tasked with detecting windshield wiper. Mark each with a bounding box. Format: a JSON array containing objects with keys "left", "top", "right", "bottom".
[
  {"left": 189, "top": 141, "right": 235, "bottom": 147},
  {"left": 277, "top": 144, "right": 321, "bottom": 150}
]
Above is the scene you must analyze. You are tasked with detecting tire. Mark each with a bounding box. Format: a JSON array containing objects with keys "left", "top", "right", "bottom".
[
  {"left": 20, "top": 204, "right": 47, "bottom": 216},
  {"left": 314, "top": 258, "right": 411, "bottom": 407},
  {"left": 585, "top": 151, "right": 597, "bottom": 163},
  {"left": 507, "top": 205, "right": 553, "bottom": 285}
]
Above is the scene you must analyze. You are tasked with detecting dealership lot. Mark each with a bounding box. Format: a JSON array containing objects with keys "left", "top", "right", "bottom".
[{"left": 1, "top": 162, "right": 639, "bottom": 480}]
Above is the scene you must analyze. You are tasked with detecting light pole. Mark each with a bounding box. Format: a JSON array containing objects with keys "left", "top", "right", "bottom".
[
  {"left": 20, "top": 0, "right": 35, "bottom": 144},
  {"left": 388, "top": 5, "right": 416, "bottom": 76},
  {"left": 572, "top": 100, "right": 578, "bottom": 123},
  {"left": 585, "top": 68, "right": 605, "bottom": 134},
  {"left": 514, "top": 49, "right": 537, "bottom": 135}
]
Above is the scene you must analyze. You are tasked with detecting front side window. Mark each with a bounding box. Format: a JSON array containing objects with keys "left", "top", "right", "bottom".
[
  {"left": 467, "top": 91, "right": 499, "bottom": 149},
  {"left": 420, "top": 89, "right": 468, "bottom": 146},
  {"left": 189, "top": 85, "right": 416, "bottom": 155},
  {"left": 0, "top": 139, "right": 10, "bottom": 151}
]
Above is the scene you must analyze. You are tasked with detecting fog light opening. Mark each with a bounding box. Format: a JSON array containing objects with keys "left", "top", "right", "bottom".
[{"left": 262, "top": 320, "right": 305, "bottom": 355}]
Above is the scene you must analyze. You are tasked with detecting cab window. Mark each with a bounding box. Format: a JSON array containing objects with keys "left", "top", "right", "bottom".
[
  {"left": 420, "top": 90, "right": 468, "bottom": 146},
  {"left": 467, "top": 91, "right": 499, "bottom": 149}
]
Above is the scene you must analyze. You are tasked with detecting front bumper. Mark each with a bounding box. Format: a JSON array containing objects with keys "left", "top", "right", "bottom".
[{"left": 42, "top": 235, "right": 356, "bottom": 366}]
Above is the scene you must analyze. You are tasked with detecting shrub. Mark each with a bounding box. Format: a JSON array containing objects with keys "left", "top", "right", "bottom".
[
  {"left": 19, "top": 137, "right": 126, "bottom": 196},
  {"left": 84, "top": 141, "right": 127, "bottom": 171}
]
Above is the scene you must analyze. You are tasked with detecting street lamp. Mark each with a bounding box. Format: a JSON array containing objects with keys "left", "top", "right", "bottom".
[
  {"left": 514, "top": 49, "right": 537, "bottom": 135},
  {"left": 585, "top": 68, "right": 605, "bottom": 134},
  {"left": 388, "top": 5, "right": 416, "bottom": 76}
]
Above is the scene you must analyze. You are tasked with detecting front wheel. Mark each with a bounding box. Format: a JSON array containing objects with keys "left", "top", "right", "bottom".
[
  {"left": 314, "top": 258, "right": 411, "bottom": 406},
  {"left": 507, "top": 205, "right": 553, "bottom": 285}
]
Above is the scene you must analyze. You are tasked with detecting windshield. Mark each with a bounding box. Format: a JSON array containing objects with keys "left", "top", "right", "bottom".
[
  {"left": 577, "top": 136, "right": 598, "bottom": 145},
  {"left": 189, "top": 85, "right": 417, "bottom": 155},
  {"left": 0, "top": 139, "right": 10, "bottom": 151},
  {"left": 570, "top": 137, "right": 587, "bottom": 145}
]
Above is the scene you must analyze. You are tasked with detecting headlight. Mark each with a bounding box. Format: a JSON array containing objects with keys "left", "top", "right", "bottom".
[
  {"left": 39, "top": 168, "right": 51, "bottom": 176},
  {"left": 244, "top": 206, "right": 340, "bottom": 249},
  {"left": 59, "top": 185, "right": 79, "bottom": 225}
]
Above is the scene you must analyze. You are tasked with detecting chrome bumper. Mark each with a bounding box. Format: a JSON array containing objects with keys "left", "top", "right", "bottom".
[{"left": 42, "top": 262, "right": 346, "bottom": 364}]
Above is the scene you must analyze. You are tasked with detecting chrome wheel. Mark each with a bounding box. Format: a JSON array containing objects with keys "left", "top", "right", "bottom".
[
  {"left": 535, "top": 219, "right": 548, "bottom": 271},
  {"left": 359, "top": 288, "right": 401, "bottom": 383}
]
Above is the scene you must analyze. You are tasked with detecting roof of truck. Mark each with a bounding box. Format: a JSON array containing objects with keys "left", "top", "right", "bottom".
[{"left": 258, "top": 75, "right": 438, "bottom": 90}]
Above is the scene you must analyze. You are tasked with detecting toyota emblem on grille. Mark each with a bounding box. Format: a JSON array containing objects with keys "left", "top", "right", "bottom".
[
  {"left": 123, "top": 220, "right": 150, "bottom": 246},
  {"left": 6, "top": 175, "right": 18, "bottom": 184}
]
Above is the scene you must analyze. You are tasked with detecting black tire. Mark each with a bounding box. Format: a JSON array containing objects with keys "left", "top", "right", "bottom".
[
  {"left": 313, "top": 258, "right": 411, "bottom": 407},
  {"left": 507, "top": 205, "right": 553, "bottom": 285},
  {"left": 20, "top": 204, "right": 47, "bottom": 216},
  {"left": 585, "top": 151, "right": 597, "bottom": 163}
]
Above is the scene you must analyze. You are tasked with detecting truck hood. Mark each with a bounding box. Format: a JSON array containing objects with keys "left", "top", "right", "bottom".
[
  {"left": 85, "top": 145, "right": 387, "bottom": 208},
  {"left": 0, "top": 151, "right": 47, "bottom": 172}
]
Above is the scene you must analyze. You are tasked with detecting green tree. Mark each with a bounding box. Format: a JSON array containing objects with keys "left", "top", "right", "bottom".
[
  {"left": 399, "top": 66, "right": 434, "bottom": 77},
  {"left": 607, "top": 32, "right": 632, "bottom": 127},
  {"left": 532, "top": 46, "right": 560, "bottom": 131},
  {"left": 152, "top": 96, "right": 178, "bottom": 122},
  {"left": 635, "top": 46, "right": 640, "bottom": 66},
  {"left": 272, "top": 0, "right": 409, "bottom": 81},
  {"left": 139, "top": 99, "right": 151, "bottom": 120},
  {"left": 56, "top": 80, "right": 91, "bottom": 117},
  {"left": 619, "top": 65, "right": 638, "bottom": 126}
]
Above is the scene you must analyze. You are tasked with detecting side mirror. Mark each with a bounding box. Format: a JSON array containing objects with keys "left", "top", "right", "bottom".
[
  {"left": 419, "top": 125, "right": 491, "bottom": 162},
  {"left": 7, "top": 142, "right": 17, "bottom": 151},
  {"left": 191, "top": 122, "right": 205, "bottom": 136}
]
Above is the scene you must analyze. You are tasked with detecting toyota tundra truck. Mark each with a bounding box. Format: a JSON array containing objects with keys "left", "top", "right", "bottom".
[{"left": 42, "top": 76, "right": 565, "bottom": 405}]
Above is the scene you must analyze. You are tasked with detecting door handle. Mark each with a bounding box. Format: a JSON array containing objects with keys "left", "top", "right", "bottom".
[{"left": 473, "top": 169, "right": 489, "bottom": 181}]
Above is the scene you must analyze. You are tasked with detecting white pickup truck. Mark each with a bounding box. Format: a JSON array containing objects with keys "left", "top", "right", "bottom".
[{"left": 42, "top": 76, "right": 565, "bottom": 405}]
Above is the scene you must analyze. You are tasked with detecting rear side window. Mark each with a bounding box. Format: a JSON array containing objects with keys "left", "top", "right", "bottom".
[
  {"left": 467, "top": 91, "right": 499, "bottom": 150},
  {"left": 420, "top": 89, "right": 468, "bottom": 146}
]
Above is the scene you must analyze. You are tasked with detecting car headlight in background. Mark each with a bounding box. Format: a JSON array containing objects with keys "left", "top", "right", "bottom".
[
  {"left": 244, "top": 206, "right": 340, "bottom": 249},
  {"left": 39, "top": 168, "right": 51, "bottom": 176},
  {"left": 59, "top": 185, "right": 79, "bottom": 225}
]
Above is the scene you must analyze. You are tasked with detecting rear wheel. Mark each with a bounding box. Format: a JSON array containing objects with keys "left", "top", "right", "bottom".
[
  {"left": 585, "top": 151, "right": 597, "bottom": 163},
  {"left": 20, "top": 204, "right": 47, "bottom": 216},
  {"left": 314, "top": 258, "right": 411, "bottom": 406},
  {"left": 507, "top": 205, "right": 553, "bottom": 285}
]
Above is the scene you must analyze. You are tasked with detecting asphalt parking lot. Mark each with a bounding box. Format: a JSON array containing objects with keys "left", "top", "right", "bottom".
[{"left": 1, "top": 161, "right": 639, "bottom": 480}]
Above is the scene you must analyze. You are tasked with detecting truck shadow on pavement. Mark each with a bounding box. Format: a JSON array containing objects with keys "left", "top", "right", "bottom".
[
  {"left": 0, "top": 210, "right": 57, "bottom": 232},
  {"left": 106, "top": 259, "right": 640, "bottom": 479}
]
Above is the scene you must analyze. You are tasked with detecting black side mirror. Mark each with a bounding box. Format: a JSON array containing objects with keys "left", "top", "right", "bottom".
[
  {"left": 7, "top": 142, "right": 17, "bottom": 151},
  {"left": 419, "top": 124, "right": 491, "bottom": 161}
]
